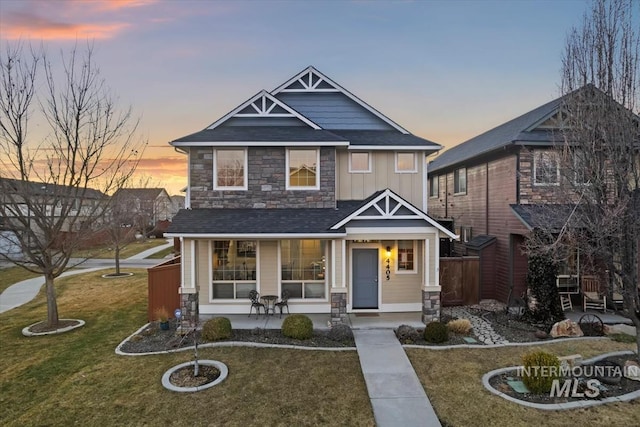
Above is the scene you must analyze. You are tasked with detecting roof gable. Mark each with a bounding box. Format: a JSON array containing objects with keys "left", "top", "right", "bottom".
[
  {"left": 272, "top": 66, "right": 409, "bottom": 134},
  {"left": 331, "top": 188, "right": 457, "bottom": 238},
  {"left": 207, "top": 90, "right": 321, "bottom": 130}
]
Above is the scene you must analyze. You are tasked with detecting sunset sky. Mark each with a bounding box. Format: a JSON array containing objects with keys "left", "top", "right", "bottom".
[{"left": 0, "top": 0, "right": 593, "bottom": 196}]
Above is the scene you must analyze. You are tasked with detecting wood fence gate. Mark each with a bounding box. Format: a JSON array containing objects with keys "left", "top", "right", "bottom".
[
  {"left": 147, "top": 257, "right": 181, "bottom": 321},
  {"left": 440, "top": 257, "right": 480, "bottom": 306}
]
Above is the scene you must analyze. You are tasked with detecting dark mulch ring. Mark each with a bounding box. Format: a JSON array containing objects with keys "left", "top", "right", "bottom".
[
  {"left": 170, "top": 364, "right": 220, "bottom": 388},
  {"left": 29, "top": 319, "right": 81, "bottom": 333},
  {"left": 488, "top": 355, "right": 640, "bottom": 405},
  {"left": 120, "top": 322, "right": 355, "bottom": 354}
]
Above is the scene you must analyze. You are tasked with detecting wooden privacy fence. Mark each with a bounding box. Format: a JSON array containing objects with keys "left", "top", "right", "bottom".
[
  {"left": 147, "top": 256, "right": 181, "bottom": 322},
  {"left": 440, "top": 256, "right": 480, "bottom": 306}
]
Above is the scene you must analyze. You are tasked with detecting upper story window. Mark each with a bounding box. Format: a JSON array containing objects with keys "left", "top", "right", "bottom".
[
  {"left": 533, "top": 150, "right": 559, "bottom": 186},
  {"left": 454, "top": 168, "right": 467, "bottom": 194},
  {"left": 572, "top": 149, "right": 590, "bottom": 185},
  {"left": 349, "top": 152, "right": 371, "bottom": 173},
  {"left": 429, "top": 175, "right": 439, "bottom": 198},
  {"left": 214, "top": 149, "right": 247, "bottom": 190},
  {"left": 287, "top": 148, "right": 319, "bottom": 190},
  {"left": 395, "top": 152, "right": 417, "bottom": 173}
]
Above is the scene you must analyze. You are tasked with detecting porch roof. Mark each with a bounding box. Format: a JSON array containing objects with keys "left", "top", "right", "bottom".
[{"left": 510, "top": 204, "right": 577, "bottom": 232}]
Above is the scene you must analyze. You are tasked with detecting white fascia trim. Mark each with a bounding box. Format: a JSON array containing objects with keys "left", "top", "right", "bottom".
[
  {"left": 349, "top": 145, "right": 440, "bottom": 151},
  {"left": 171, "top": 140, "right": 348, "bottom": 147},
  {"left": 165, "top": 233, "right": 346, "bottom": 239},
  {"left": 271, "top": 66, "right": 410, "bottom": 134},
  {"left": 206, "top": 90, "right": 322, "bottom": 130}
]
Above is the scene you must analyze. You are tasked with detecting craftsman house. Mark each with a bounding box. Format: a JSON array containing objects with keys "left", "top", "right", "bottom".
[
  {"left": 166, "top": 66, "right": 456, "bottom": 323},
  {"left": 427, "top": 87, "right": 639, "bottom": 307}
]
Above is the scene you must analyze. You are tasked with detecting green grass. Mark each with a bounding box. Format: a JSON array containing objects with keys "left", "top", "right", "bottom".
[
  {"left": 0, "top": 270, "right": 374, "bottom": 426},
  {"left": 73, "top": 239, "right": 168, "bottom": 259},
  {"left": 146, "top": 246, "right": 175, "bottom": 259}
]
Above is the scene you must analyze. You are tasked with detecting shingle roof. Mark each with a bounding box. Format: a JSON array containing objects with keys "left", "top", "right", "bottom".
[
  {"left": 510, "top": 204, "right": 577, "bottom": 232},
  {"left": 429, "top": 96, "right": 564, "bottom": 172},
  {"left": 171, "top": 126, "right": 347, "bottom": 144},
  {"left": 0, "top": 177, "right": 105, "bottom": 199},
  {"left": 167, "top": 200, "right": 364, "bottom": 235},
  {"left": 113, "top": 188, "right": 166, "bottom": 199},
  {"left": 332, "top": 130, "right": 441, "bottom": 149}
]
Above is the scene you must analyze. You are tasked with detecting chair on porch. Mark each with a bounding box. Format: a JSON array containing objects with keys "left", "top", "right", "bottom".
[
  {"left": 275, "top": 289, "right": 291, "bottom": 318},
  {"left": 248, "top": 290, "right": 265, "bottom": 317},
  {"left": 559, "top": 294, "right": 573, "bottom": 311},
  {"left": 582, "top": 276, "right": 606, "bottom": 312}
]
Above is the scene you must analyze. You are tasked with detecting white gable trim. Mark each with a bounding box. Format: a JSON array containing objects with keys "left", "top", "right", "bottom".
[
  {"left": 272, "top": 66, "right": 410, "bottom": 135},
  {"left": 206, "top": 90, "right": 321, "bottom": 130},
  {"left": 331, "top": 188, "right": 458, "bottom": 239}
]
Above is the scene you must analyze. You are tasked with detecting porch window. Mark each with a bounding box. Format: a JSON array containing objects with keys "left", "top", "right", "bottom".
[
  {"left": 395, "top": 152, "right": 417, "bottom": 173},
  {"left": 280, "top": 239, "right": 326, "bottom": 299},
  {"left": 533, "top": 150, "right": 559, "bottom": 185},
  {"left": 287, "top": 149, "right": 319, "bottom": 189},
  {"left": 211, "top": 240, "right": 257, "bottom": 299},
  {"left": 396, "top": 240, "right": 416, "bottom": 272},
  {"left": 214, "top": 149, "right": 247, "bottom": 190}
]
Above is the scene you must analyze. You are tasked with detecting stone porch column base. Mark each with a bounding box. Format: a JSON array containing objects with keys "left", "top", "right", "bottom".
[
  {"left": 422, "top": 289, "right": 441, "bottom": 324},
  {"left": 330, "top": 289, "right": 348, "bottom": 325}
]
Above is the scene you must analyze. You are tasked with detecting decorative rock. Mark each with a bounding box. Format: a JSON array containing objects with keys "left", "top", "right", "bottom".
[
  {"left": 605, "top": 323, "right": 637, "bottom": 336},
  {"left": 624, "top": 360, "right": 640, "bottom": 382},
  {"left": 396, "top": 324, "right": 420, "bottom": 343},
  {"left": 550, "top": 319, "right": 584, "bottom": 338},
  {"left": 535, "top": 330, "right": 548, "bottom": 340}
]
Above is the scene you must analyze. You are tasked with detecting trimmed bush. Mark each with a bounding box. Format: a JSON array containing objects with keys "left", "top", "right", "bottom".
[
  {"left": 202, "top": 317, "right": 232, "bottom": 341},
  {"left": 424, "top": 321, "right": 448, "bottom": 343},
  {"left": 282, "top": 314, "right": 313, "bottom": 340},
  {"left": 447, "top": 318, "right": 472, "bottom": 335},
  {"left": 521, "top": 350, "right": 561, "bottom": 394}
]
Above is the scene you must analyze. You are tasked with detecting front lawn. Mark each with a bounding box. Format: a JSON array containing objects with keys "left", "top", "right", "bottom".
[
  {"left": 72, "top": 239, "right": 168, "bottom": 259},
  {"left": 408, "top": 340, "right": 639, "bottom": 427},
  {"left": 0, "top": 267, "right": 41, "bottom": 294},
  {"left": 0, "top": 270, "right": 374, "bottom": 426}
]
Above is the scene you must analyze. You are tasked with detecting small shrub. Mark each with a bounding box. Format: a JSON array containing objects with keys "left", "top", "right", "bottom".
[
  {"left": 153, "top": 306, "right": 169, "bottom": 322},
  {"left": 447, "top": 318, "right": 472, "bottom": 335},
  {"left": 202, "top": 317, "right": 232, "bottom": 341},
  {"left": 521, "top": 350, "right": 561, "bottom": 394},
  {"left": 424, "top": 321, "right": 448, "bottom": 343},
  {"left": 328, "top": 323, "right": 353, "bottom": 342},
  {"left": 282, "top": 314, "right": 313, "bottom": 340}
]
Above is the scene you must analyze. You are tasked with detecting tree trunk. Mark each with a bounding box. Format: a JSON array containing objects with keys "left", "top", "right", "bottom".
[
  {"left": 115, "top": 246, "right": 121, "bottom": 275},
  {"left": 45, "top": 273, "right": 59, "bottom": 328}
]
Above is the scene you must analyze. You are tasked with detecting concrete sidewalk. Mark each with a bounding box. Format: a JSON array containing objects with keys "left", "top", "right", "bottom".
[{"left": 353, "top": 329, "right": 442, "bottom": 427}]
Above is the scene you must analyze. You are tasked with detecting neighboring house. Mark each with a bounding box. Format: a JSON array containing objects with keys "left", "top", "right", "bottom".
[
  {"left": 170, "top": 195, "right": 185, "bottom": 217},
  {"left": 166, "top": 66, "right": 456, "bottom": 323},
  {"left": 0, "top": 177, "right": 106, "bottom": 255},
  {"left": 112, "top": 188, "right": 173, "bottom": 231},
  {"left": 427, "top": 88, "right": 637, "bottom": 305}
]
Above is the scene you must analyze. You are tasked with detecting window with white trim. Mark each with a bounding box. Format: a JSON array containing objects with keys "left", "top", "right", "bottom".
[
  {"left": 280, "top": 239, "right": 326, "bottom": 299},
  {"left": 396, "top": 240, "right": 416, "bottom": 272},
  {"left": 454, "top": 168, "right": 466, "bottom": 194},
  {"left": 287, "top": 148, "right": 319, "bottom": 189},
  {"left": 533, "top": 150, "right": 559, "bottom": 185},
  {"left": 211, "top": 240, "right": 257, "bottom": 299},
  {"left": 429, "top": 175, "right": 439, "bottom": 198},
  {"left": 395, "top": 152, "right": 417, "bottom": 173},
  {"left": 349, "top": 152, "right": 371, "bottom": 173},
  {"left": 214, "top": 149, "right": 247, "bottom": 190}
]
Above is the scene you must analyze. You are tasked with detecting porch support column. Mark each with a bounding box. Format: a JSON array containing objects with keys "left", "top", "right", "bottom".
[
  {"left": 178, "top": 238, "right": 199, "bottom": 334},
  {"left": 422, "top": 238, "right": 441, "bottom": 324},
  {"left": 330, "top": 239, "right": 348, "bottom": 325}
]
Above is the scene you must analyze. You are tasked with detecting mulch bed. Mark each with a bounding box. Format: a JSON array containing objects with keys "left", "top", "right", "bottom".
[
  {"left": 28, "top": 319, "right": 80, "bottom": 333},
  {"left": 488, "top": 354, "right": 640, "bottom": 405},
  {"left": 170, "top": 364, "right": 220, "bottom": 388}
]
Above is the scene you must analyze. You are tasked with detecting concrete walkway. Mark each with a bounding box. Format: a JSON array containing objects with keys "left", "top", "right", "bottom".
[
  {"left": 0, "top": 240, "right": 173, "bottom": 314},
  {"left": 353, "top": 329, "right": 442, "bottom": 427}
]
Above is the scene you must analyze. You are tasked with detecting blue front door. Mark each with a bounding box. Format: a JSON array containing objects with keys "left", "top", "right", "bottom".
[{"left": 352, "top": 249, "right": 378, "bottom": 309}]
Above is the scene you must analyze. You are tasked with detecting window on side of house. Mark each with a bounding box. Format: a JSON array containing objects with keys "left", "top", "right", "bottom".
[
  {"left": 395, "top": 152, "right": 417, "bottom": 173},
  {"left": 429, "top": 175, "right": 439, "bottom": 198},
  {"left": 349, "top": 152, "right": 371, "bottom": 173},
  {"left": 214, "top": 149, "right": 247, "bottom": 190},
  {"left": 454, "top": 168, "right": 467, "bottom": 194},
  {"left": 571, "top": 149, "right": 590, "bottom": 185},
  {"left": 280, "top": 239, "right": 326, "bottom": 299},
  {"left": 287, "top": 148, "right": 319, "bottom": 189},
  {"left": 396, "top": 240, "right": 416, "bottom": 273},
  {"left": 533, "top": 150, "right": 559, "bottom": 185},
  {"left": 211, "top": 240, "right": 257, "bottom": 299}
]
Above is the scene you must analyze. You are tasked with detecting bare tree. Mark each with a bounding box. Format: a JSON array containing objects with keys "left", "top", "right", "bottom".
[
  {"left": 0, "top": 43, "right": 146, "bottom": 329},
  {"left": 530, "top": 0, "right": 639, "bottom": 356}
]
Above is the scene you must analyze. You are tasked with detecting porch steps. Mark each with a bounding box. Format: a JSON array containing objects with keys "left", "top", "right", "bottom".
[{"left": 353, "top": 329, "right": 442, "bottom": 427}]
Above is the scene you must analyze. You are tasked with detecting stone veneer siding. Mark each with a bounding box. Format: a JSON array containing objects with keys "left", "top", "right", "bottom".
[
  {"left": 178, "top": 292, "right": 199, "bottom": 334},
  {"left": 330, "top": 292, "right": 347, "bottom": 325},
  {"left": 190, "top": 146, "right": 336, "bottom": 208},
  {"left": 422, "top": 290, "right": 441, "bottom": 324}
]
